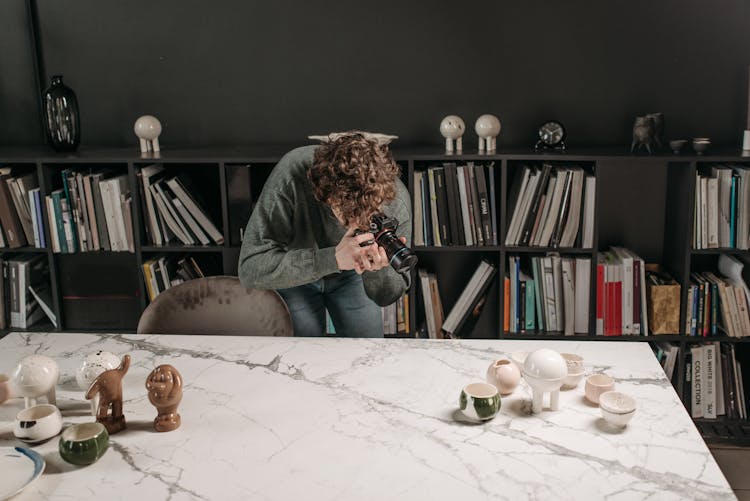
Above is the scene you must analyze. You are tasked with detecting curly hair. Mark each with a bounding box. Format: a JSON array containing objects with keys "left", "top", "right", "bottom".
[{"left": 309, "top": 132, "right": 401, "bottom": 230}]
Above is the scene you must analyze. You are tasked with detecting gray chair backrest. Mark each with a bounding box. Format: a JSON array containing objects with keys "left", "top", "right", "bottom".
[{"left": 137, "top": 276, "right": 293, "bottom": 336}]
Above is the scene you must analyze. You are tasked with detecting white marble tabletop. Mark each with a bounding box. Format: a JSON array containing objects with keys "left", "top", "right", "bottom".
[{"left": 0, "top": 332, "right": 734, "bottom": 501}]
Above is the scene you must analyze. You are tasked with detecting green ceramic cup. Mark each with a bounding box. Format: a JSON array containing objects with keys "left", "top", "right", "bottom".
[
  {"left": 459, "top": 382, "right": 501, "bottom": 421},
  {"left": 59, "top": 422, "right": 109, "bottom": 466}
]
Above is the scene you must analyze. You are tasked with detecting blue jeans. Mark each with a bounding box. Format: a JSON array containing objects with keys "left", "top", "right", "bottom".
[{"left": 277, "top": 271, "right": 383, "bottom": 337}]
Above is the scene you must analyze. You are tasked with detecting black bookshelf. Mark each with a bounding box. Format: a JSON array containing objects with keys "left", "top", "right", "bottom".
[{"left": 1, "top": 145, "right": 750, "bottom": 443}]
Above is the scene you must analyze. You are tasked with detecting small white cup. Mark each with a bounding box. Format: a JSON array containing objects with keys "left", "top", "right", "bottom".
[{"left": 13, "top": 403, "right": 63, "bottom": 444}]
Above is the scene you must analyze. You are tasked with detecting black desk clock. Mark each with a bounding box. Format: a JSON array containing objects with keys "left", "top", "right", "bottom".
[{"left": 535, "top": 120, "right": 566, "bottom": 151}]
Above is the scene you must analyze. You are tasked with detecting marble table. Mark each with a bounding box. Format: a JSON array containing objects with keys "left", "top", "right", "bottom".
[{"left": 0, "top": 332, "right": 734, "bottom": 501}]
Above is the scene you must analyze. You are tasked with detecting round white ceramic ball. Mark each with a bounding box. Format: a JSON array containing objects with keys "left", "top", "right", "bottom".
[
  {"left": 134, "top": 115, "right": 162, "bottom": 140},
  {"left": 522, "top": 349, "right": 567, "bottom": 381},
  {"left": 11, "top": 355, "right": 59, "bottom": 397},
  {"left": 440, "top": 115, "right": 466, "bottom": 140},
  {"left": 474, "top": 114, "right": 501, "bottom": 138},
  {"left": 76, "top": 351, "right": 121, "bottom": 390}
]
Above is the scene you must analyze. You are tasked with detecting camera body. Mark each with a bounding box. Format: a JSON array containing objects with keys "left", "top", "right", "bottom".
[{"left": 355, "top": 214, "right": 417, "bottom": 275}]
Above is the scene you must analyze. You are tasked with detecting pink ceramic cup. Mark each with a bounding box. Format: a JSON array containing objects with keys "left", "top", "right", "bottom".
[
  {"left": 585, "top": 374, "right": 615, "bottom": 405},
  {"left": 0, "top": 374, "right": 13, "bottom": 404}
]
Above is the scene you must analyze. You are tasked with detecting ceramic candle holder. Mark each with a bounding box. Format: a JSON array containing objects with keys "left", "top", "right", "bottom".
[
  {"left": 459, "top": 382, "right": 501, "bottom": 421},
  {"left": 486, "top": 359, "right": 520, "bottom": 395},
  {"left": 585, "top": 374, "right": 615, "bottom": 405},
  {"left": 11, "top": 355, "right": 59, "bottom": 408},
  {"left": 522, "top": 349, "right": 567, "bottom": 413},
  {"left": 13, "top": 404, "right": 63, "bottom": 444},
  {"left": 561, "top": 353, "right": 585, "bottom": 389},
  {"left": 59, "top": 422, "right": 109, "bottom": 465},
  {"left": 0, "top": 373, "right": 14, "bottom": 404},
  {"left": 599, "top": 391, "right": 636, "bottom": 427},
  {"left": 76, "top": 351, "right": 121, "bottom": 417}
]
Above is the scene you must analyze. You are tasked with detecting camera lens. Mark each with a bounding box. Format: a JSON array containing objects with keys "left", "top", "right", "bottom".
[{"left": 375, "top": 231, "right": 418, "bottom": 274}]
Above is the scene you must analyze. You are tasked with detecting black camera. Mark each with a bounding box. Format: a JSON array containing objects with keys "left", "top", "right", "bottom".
[{"left": 355, "top": 214, "right": 417, "bottom": 274}]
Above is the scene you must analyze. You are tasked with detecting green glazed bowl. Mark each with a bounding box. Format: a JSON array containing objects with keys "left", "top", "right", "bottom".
[
  {"left": 59, "top": 422, "right": 109, "bottom": 466},
  {"left": 459, "top": 382, "right": 501, "bottom": 421}
]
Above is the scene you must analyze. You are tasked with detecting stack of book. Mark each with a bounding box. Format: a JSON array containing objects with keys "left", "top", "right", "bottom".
[
  {"left": 45, "top": 169, "right": 134, "bottom": 253},
  {"left": 685, "top": 254, "right": 750, "bottom": 338},
  {"left": 652, "top": 342, "right": 680, "bottom": 383},
  {"left": 0, "top": 170, "right": 44, "bottom": 249},
  {"left": 505, "top": 254, "right": 591, "bottom": 335},
  {"left": 0, "top": 255, "right": 56, "bottom": 329},
  {"left": 693, "top": 165, "right": 750, "bottom": 249},
  {"left": 687, "top": 343, "right": 746, "bottom": 420},
  {"left": 413, "top": 163, "right": 497, "bottom": 247},
  {"left": 418, "top": 269, "right": 444, "bottom": 339},
  {"left": 505, "top": 164, "right": 595, "bottom": 248},
  {"left": 142, "top": 255, "right": 205, "bottom": 301},
  {"left": 596, "top": 247, "right": 649, "bottom": 336},
  {"left": 137, "top": 165, "right": 224, "bottom": 246}
]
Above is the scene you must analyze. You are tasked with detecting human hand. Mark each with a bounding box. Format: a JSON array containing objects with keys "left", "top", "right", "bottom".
[
  {"left": 336, "top": 227, "right": 375, "bottom": 274},
  {"left": 357, "top": 236, "right": 409, "bottom": 273}
]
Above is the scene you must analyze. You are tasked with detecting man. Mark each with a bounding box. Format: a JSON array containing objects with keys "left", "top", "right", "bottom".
[{"left": 238, "top": 132, "right": 412, "bottom": 337}]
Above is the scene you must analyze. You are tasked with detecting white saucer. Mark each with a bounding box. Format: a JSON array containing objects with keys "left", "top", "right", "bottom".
[{"left": 0, "top": 446, "right": 45, "bottom": 500}]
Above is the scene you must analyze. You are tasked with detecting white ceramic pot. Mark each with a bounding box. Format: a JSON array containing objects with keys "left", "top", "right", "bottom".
[
  {"left": 561, "top": 353, "right": 585, "bottom": 389},
  {"left": 459, "top": 382, "right": 501, "bottom": 422},
  {"left": 13, "top": 404, "right": 63, "bottom": 444},
  {"left": 76, "top": 351, "right": 121, "bottom": 416},
  {"left": 522, "top": 349, "right": 567, "bottom": 413},
  {"left": 486, "top": 359, "right": 520, "bottom": 395},
  {"left": 599, "top": 391, "right": 636, "bottom": 427},
  {"left": 11, "top": 355, "right": 59, "bottom": 409},
  {"left": 585, "top": 374, "right": 615, "bottom": 405}
]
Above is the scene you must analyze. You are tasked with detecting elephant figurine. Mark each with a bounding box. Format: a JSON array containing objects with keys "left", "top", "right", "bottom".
[
  {"left": 146, "top": 364, "right": 183, "bottom": 432},
  {"left": 86, "top": 354, "right": 130, "bottom": 434},
  {"left": 11, "top": 354, "right": 59, "bottom": 409}
]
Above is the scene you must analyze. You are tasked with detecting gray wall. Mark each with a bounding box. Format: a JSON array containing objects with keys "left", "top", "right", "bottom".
[{"left": 2, "top": 0, "right": 750, "bottom": 148}]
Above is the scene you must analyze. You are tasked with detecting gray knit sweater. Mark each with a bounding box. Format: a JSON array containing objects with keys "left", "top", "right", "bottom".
[{"left": 238, "top": 145, "right": 412, "bottom": 306}]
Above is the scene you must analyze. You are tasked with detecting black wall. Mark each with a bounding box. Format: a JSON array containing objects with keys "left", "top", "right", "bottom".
[{"left": 2, "top": 1, "right": 750, "bottom": 148}]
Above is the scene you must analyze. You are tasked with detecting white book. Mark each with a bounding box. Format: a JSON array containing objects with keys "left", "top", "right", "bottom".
[
  {"left": 560, "top": 168, "right": 584, "bottom": 247},
  {"left": 427, "top": 169, "right": 441, "bottom": 247},
  {"left": 28, "top": 284, "right": 57, "bottom": 328},
  {"left": 151, "top": 183, "right": 193, "bottom": 245},
  {"left": 419, "top": 269, "right": 436, "bottom": 338},
  {"left": 166, "top": 176, "right": 224, "bottom": 245},
  {"left": 539, "top": 169, "right": 568, "bottom": 247},
  {"left": 561, "top": 257, "right": 575, "bottom": 336},
  {"left": 60, "top": 198, "right": 76, "bottom": 253},
  {"left": 456, "top": 166, "right": 473, "bottom": 246},
  {"left": 509, "top": 256, "right": 518, "bottom": 332},
  {"left": 45, "top": 196, "right": 60, "bottom": 253},
  {"left": 552, "top": 255, "right": 564, "bottom": 332},
  {"left": 108, "top": 176, "right": 131, "bottom": 251},
  {"left": 28, "top": 189, "right": 40, "bottom": 248},
  {"left": 532, "top": 173, "right": 557, "bottom": 246},
  {"left": 413, "top": 172, "right": 424, "bottom": 246},
  {"left": 737, "top": 361, "right": 747, "bottom": 419},
  {"left": 712, "top": 167, "right": 732, "bottom": 247},
  {"left": 581, "top": 175, "right": 596, "bottom": 248},
  {"left": 691, "top": 345, "right": 704, "bottom": 418},
  {"left": 542, "top": 256, "right": 557, "bottom": 331},
  {"left": 98, "top": 179, "right": 119, "bottom": 251},
  {"left": 505, "top": 167, "right": 531, "bottom": 246},
  {"left": 707, "top": 176, "right": 719, "bottom": 248},
  {"left": 574, "top": 257, "right": 591, "bottom": 334},
  {"left": 703, "top": 343, "right": 717, "bottom": 419},
  {"left": 173, "top": 198, "right": 210, "bottom": 245},
  {"left": 700, "top": 176, "right": 708, "bottom": 249},
  {"left": 140, "top": 165, "right": 165, "bottom": 246},
  {"left": 694, "top": 173, "right": 701, "bottom": 248},
  {"left": 611, "top": 247, "right": 634, "bottom": 335},
  {"left": 514, "top": 170, "right": 541, "bottom": 246},
  {"left": 731, "top": 165, "right": 750, "bottom": 249}
]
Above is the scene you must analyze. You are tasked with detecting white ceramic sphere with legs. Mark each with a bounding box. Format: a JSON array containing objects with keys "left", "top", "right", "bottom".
[
  {"left": 440, "top": 115, "right": 465, "bottom": 154},
  {"left": 11, "top": 355, "right": 59, "bottom": 408},
  {"left": 474, "top": 114, "right": 501, "bottom": 152},
  {"left": 522, "top": 349, "right": 567, "bottom": 413},
  {"left": 133, "top": 115, "right": 162, "bottom": 141},
  {"left": 76, "top": 350, "right": 122, "bottom": 416}
]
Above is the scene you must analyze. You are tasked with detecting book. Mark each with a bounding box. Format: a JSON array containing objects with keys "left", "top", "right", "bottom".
[
  {"left": 488, "top": 164, "right": 498, "bottom": 245},
  {"left": 442, "top": 164, "right": 462, "bottom": 245},
  {"left": 0, "top": 174, "right": 27, "bottom": 247},
  {"left": 413, "top": 171, "right": 424, "bottom": 246},
  {"left": 167, "top": 176, "right": 225, "bottom": 245},
  {"left": 574, "top": 257, "right": 591, "bottom": 334},
  {"left": 28, "top": 284, "right": 57, "bottom": 328}
]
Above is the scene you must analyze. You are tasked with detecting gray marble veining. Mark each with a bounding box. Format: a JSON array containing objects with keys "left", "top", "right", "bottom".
[{"left": 0, "top": 333, "right": 735, "bottom": 500}]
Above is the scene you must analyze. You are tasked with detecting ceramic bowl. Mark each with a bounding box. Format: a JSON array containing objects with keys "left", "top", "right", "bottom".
[
  {"left": 692, "top": 138, "right": 711, "bottom": 155},
  {"left": 13, "top": 404, "right": 62, "bottom": 444},
  {"left": 59, "top": 422, "right": 109, "bottom": 465},
  {"left": 599, "top": 391, "right": 636, "bottom": 427},
  {"left": 585, "top": 374, "right": 615, "bottom": 404},
  {"left": 486, "top": 359, "right": 520, "bottom": 395},
  {"left": 459, "top": 382, "right": 501, "bottom": 421},
  {"left": 669, "top": 139, "right": 688, "bottom": 154},
  {"left": 0, "top": 373, "right": 13, "bottom": 404},
  {"left": 561, "top": 353, "right": 585, "bottom": 389}
]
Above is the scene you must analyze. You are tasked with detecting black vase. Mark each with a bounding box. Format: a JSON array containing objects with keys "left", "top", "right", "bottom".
[{"left": 42, "top": 75, "right": 80, "bottom": 152}]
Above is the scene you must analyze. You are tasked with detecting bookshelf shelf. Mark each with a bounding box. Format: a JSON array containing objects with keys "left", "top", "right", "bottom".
[{"left": 1, "top": 145, "right": 750, "bottom": 444}]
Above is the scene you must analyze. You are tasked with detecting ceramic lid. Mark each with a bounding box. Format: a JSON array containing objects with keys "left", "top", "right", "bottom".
[{"left": 523, "top": 349, "right": 567, "bottom": 381}]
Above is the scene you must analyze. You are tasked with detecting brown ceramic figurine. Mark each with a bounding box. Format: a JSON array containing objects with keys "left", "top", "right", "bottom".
[
  {"left": 85, "top": 354, "right": 130, "bottom": 434},
  {"left": 146, "top": 365, "right": 183, "bottom": 432}
]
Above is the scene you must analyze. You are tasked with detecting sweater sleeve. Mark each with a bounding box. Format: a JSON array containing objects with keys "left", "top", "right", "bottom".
[
  {"left": 362, "top": 182, "right": 413, "bottom": 306},
  {"left": 238, "top": 181, "right": 339, "bottom": 290}
]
